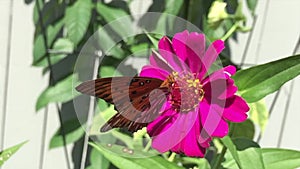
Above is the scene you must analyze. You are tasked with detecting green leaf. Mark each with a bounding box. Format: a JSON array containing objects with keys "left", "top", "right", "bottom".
[
  {"left": 86, "top": 147, "right": 110, "bottom": 169},
  {"left": 154, "top": 0, "right": 183, "bottom": 34},
  {"left": 111, "top": 130, "right": 134, "bottom": 149},
  {"left": 145, "top": 33, "right": 159, "bottom": 49},
  {"left": 0, "top": 141, "right": 28, "bottom": 166},
  {"left": 222, "top": 138, "right": 265, "bottom": 169},
  {"left": 95, "top": 27, "right": 125, "bottom": 59},
  {"left": 246, "top": 0, "right": 258, "bottom": 15},
  {"left": 89, "top": 142, "right": 184, "bottom": 169},
  {"left": 90, "top": 106, "right": 116, "bottom": 135},
  {"left": 262, "top": 148, "right": 300, "bottom": 169},
  {"left": 36, "top": 74, "right": 80, "bottom": 111},
  {"left": 49, "top": 119, "right": 85, "bottom": 149},
  {"left": 33, "top": 21, "right": 64, "bottom": 67},
  {"left": 35, "top": 38, "right": 74, "bottom": 67},
  {"left": 249, "top": 99, "right": 269, "bottom": 134},
  {"left": 100, "top": 66, "right": 122, "bottom": 77},
  {"left": 65, "top": 0, "right": 92, "bottom": 46},
  {"left": 232, "top": 119, "right": 255, "bottom": 139},
  {"left": 96, "top": 3, "right": 132, "bottom": 39},
  {"left": 221, "top": 136, "right": 242, "bottom": 168},
  {"left": 233, "top": 54, "right": 300, "bottom": 103},
  {"left": 164, "top": 0, "right": 183, "bottom": 15}
]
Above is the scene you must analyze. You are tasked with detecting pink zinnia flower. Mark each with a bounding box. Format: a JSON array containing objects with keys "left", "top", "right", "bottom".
[{"left": 140, "top": 30, "right": 249, "bottom": 157}]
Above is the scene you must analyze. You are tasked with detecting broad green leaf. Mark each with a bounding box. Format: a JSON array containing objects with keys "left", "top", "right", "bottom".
[
  {"left": 249, "top": 99, "right": 269, "bottom": 134},
  {"left": 130, "top": 43, "right": 150, "bottom": 57},
  {"left": 90, "top": 142, "right": 184, "bottom": 169},
  {"left": 223, "top": 138, "right": 265, "bottom": 169},
  {"left": 182, "top": 157, "right": 211, "bottom": 169},
  {"left": 0, "top": 141, "right": 28, "bottom": 166},
  {"left": 262, "top": 148, "right": 300, "bottom": 169},
  {"left": 35, "top": 38, "right": 74, "bottom": 67},
  {"left": 233, "top": 54, "right": 300, "bottom": 103},
  {"left": 100, "top": 66, "right": 122, "bottom": 77},
  {"left": 86, "top": 148, "right": 110, "bottom": 169},
  {"left": 145, "top": 33, "right": 159, "bottom": 49},
  {"left": 164, "top": 0, "right": 183, "bottom": 15},
  {"left": 33, "top": 0, "right": 65, "bottom": 26},
  {"left": 33, "top": 21, "right": 64, "bottom": 67},
  {"left": 154, "top": 0, "right": 183, "bottom": 34},
  {"left": 65, "top": 0, "right": 92, "bottom": 46},
  {"left": 246, "top": 0, "right": 258, "bottom": 15},
  {"left": 97, "top": 99, "right": 108, "bottom": 112},
  {"left": 49, "top": 119, "right": 85, "bottom": 149},
  {"left": 221, "top": 136, "right": 242, "bottom": 168},
  {"left": 90, "top": 106, "right": 116, "bottom": 135},
  {"left": 36, "top": 74, "right": 80, "bottom": 111},
  {"left": 111, "top": 130, "right": 134, "bottom": 149},
  {"left": 95, "top": 27, "right": 125, "bottom": 59},
  {"left": 96, "top": 3, "right": 132, "bottom": 39},
  {"left": 232, "top": 119, "right": 255, "bottom": 139}
]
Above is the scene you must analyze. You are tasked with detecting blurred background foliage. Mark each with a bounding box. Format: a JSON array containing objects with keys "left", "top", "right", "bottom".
[{"left": 1, "top": 0, "right": 297, "bottom": 168}]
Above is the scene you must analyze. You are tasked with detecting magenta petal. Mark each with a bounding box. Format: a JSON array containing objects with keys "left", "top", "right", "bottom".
[
  {"left": 172, "top": 30, "right": 189, "bottom": 61},
  {"left": 170, "top": 112, "right": 205, "bottom": 157},
  {"left": 158, "top": 36, "right": 187, "bottom": 72},
  {"left": 218, "top": 79, "right": 237, "bottom": 100},
  {"left": 198, "top": 40, "right": 225, "bottom": 79},
  {"left": 148, "top": 109, "right": 198, "bottom": 153},
  {"left": 222, "top": 96, "right": 249, "bottom": 122},
  {"left": 212, "top": 40, "right": 225, "bottom": 54},
  {"left": 149, "top": 51, "right": 173, "bottom": 73},
  {"left": 184, "top": 32, "right": 206, "bottom": 73},
  {"left": 199, "top": 100, "right": 228, "bottom": 138},
  {"left": 140, "top": 65, "right": 169, "bottom": 80}
]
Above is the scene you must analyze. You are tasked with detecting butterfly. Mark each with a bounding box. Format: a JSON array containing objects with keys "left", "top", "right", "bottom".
[{"left": 76, "top": 76, "right": 174, "bottom": 132}]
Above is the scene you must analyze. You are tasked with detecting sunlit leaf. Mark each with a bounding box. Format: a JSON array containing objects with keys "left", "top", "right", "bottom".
[
  {"left": 90, "top": 142, "right": 184, "bottom": 169},
  {"left": 65, "top": 0, "right": 93, "bottom": 46},
  {"left": 90, "top": 106, "right": 116, "bottom": 135},
  {"left": 0, "top": 141, "right": 28, "bottom": 166},
  {"left": 100, "top": 66, "right": 122, "bottom": 77},
  {"left": 249, "top": 99, "right": 269, "bottom": 134},
  {"left": 233, "top": 54, "right": 300, "bottom": 103},
  {"left": 95, "top": 27, "right": 125, "bottom": 59},
  {"left": 33, "top": 21, "right": 64, "bottom": 67},
  {"left": 221, "top": 136, "right": 242, "bottom": 168},
  {"left": 86, "top": 148, "right": 110, "bottom": 169},
  {"left": 35, "top": 38, "right": 74, "bottom": 67},
  {"left": 222, "top": 138, "right": 265, "bottom": 169},
  {"left": 96, "top": 3, "right": 132, "bottom": 39},
  {"left": 49, "top": 119, "right": 85, "bottom": 149},
  {"left": 262, "top": 148, "right": 300, "bottom": 169},
  {"left": 36, "top": 74, "right": 80, "bottom": 111}
]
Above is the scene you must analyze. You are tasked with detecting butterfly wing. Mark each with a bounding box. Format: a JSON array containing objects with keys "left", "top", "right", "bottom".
[{"left": 76, "top": 77, "right": 168, "bottom": 132}]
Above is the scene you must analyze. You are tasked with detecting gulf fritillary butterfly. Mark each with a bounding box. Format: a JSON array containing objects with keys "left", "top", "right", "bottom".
[{"left": 76, "top": 76, "right": 174, "bottom": 132}]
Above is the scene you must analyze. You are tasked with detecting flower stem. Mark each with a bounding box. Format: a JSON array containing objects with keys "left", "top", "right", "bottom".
[
  {"left": 212, "top": 145, "right": 227, "bottom": 169},
  {"left": 143, "top": 139, "right": 152, "bottom": 152},
  {"left": 167, "top": 152, "right": 177, "bottom": 162},
  {"left": 221, "top": 22, "right": 239, "bottom": 41}
]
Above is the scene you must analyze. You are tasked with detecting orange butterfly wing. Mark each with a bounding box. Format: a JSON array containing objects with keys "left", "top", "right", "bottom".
[{"left": 76, "top": 77, "right": 168, "bottom": 132}]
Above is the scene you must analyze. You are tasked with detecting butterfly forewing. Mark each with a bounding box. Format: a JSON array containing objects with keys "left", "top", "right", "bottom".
[{"left": 76, "top": 76, "right": 168, "bottom": 132}]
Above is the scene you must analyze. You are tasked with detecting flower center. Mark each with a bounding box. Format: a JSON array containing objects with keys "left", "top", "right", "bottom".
[{"left": 167, "top": 72, "right": 205, "bottom": 113}]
